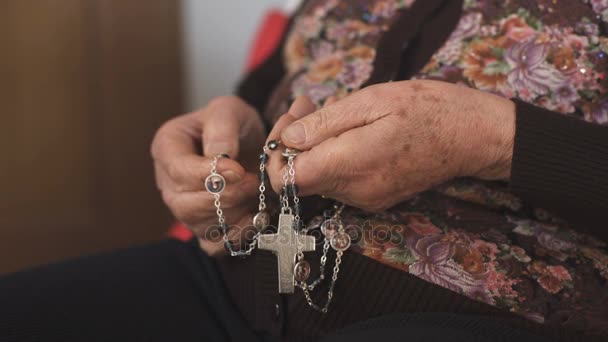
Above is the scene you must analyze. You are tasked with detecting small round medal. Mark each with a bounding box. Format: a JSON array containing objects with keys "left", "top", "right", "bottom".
[
  {"left": 320, "top": 219, "right": 340, "bottom": 238},
  {"left": 330, "top": 231, "right": 351, "bottom": 251},
  {"left": 205, "top": 174, "right": 226, "bottom": 194},
  {"left": 252, "top": 211, "right": 270, "bottom": 231},
  {"left": 294, "top": 260, "right": 311, "bottom": 282}
]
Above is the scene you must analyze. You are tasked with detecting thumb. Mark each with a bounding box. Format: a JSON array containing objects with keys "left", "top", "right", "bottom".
[
  {"left": 280, "top": 95, "right": 374, "bottom": 150},
  {"left": 201, "top": 97, "right": 251, "bottom": 158}
]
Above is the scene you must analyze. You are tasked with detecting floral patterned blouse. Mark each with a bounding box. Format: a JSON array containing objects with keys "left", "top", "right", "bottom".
[{"left": 264, "top": 0, "right": 608, "bottom": 335}]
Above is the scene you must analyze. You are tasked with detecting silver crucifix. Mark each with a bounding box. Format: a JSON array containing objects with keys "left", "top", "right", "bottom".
[{"left": 258, "top": 213, "right": 316, "bottom": 293}]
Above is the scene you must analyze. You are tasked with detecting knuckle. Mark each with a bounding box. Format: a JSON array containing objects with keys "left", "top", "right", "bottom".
[
  {"left": 166, "top": 158, "right": 183, "bottom": 182},
  {"left": 167, "top": 156, "right": 200, "bottom": 187},
  {"left": 327, "top": 176, "right": 346, "bottom": 195},
  {"left": 161, "top": 190, "right": 180, "bottom": 215},
  {"left": 363, "top": 83, "right": 384, "bottom": 98},
  {"left": 306, "top": 111, "right": 330, "bottom": 134},
  {"left": 150, "top": 120, "right": 175, "bottom": 160},
  {"left": 361, "top": 84, "right": 391, "bottom": 107}
]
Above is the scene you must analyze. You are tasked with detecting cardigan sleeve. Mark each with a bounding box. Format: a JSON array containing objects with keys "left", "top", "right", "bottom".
[{"left": 510, "top": 100, "right": 608, "bottom": 241}]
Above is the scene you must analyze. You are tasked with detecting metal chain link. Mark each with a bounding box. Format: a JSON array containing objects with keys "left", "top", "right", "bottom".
[
  {"left": 281, "top": 157, "right": 291, "bottom": 214},
  {"left": 298, "top": 249, "right": 344, "bottom": 313},
  {"left": 258, "top": 146, "right": 268, "bottom": 212},
  {"left": 209, "top": 157, "right": 226, "bottom": 225},
  {"left": 210, "top": 150, "right": 348, "bottom": 313},
  {"left": 207, "top": 155, "right": 259, "bottom": 257},
  {"left": 288, "top": 156, "right": 300, "bottom": 224},
  {"left": 296, "top": 202, "right": 347, "bottom": 313}
]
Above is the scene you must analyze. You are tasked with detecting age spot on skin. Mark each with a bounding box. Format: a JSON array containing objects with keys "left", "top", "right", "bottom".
[
  {"left": 389, "top": 157, "right": 399, "bottom": 170},
  {"left": 410, "top": 82, "right": 427, "bottom": 93},
  {"left": 422, "top": 94, "right": 441, "bottom": 103}
]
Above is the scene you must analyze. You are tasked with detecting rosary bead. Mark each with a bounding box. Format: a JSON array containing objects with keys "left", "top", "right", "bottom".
[
  {"left": 224, "top": 240, "right": 235, "bottom": 252},
  {"left": 219, "top": 222, "right": 229, "bottom": 234},
  {"left": 258, "top": 170, "right": 267, "bottom": 184},
  {"left": 259, "top": 152, "right": 269, "bottom": 164},
  {"left": 290, "top": 183, "right": 299, "bottom": 196},
  {"left": 233, "top": 250, "right": 248, "bottom": 258},
  {"left": 281, "top": 184, "right": 299, "bottom": 197},
  {"left": 267, "top": 140, "right": 280, "bottom": 150}
]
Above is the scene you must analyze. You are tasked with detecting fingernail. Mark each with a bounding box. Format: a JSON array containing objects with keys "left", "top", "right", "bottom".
[
  {"left": 283, "top": 123, "right": 306, "bottom": 145},
  {"left": 206, "top": 142, "right": 234, "bottom": 157},
  {"left": 223, "top": 170, "right": 242, "bottom": 183}
]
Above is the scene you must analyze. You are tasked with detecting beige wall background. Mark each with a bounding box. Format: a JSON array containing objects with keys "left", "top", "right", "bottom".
[
  {"left": 0, "top": 0, "right": 182, "bottom": 274},
  {"left": 181, "top": 0, "right": 285, "bottom": 110}
]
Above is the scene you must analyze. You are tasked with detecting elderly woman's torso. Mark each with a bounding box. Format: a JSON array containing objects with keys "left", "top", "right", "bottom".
[{"left": 263, "top": 0, "right": 608, "bottom": 332}]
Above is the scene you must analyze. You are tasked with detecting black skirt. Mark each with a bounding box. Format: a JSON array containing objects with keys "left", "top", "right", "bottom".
[{"left": 0, "top": 238, "right": 565, "bottom": 341}]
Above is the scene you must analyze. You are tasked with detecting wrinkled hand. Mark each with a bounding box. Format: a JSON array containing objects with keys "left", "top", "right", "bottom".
[
  {"left": 266, "top": 80, "right": 515, "bottom": 212},
  {"left": 151, "top": 96, "right": 265, "bottom": 255}
]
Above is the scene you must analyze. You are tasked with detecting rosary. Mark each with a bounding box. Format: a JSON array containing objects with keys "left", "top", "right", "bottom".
[{"left": 204, "top": 140, "right": 351, "bottom": 313}]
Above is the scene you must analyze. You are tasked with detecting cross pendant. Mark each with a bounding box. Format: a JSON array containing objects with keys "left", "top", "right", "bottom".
[{"left": 258, "top": 214, "right": 316, "bottom": 293}]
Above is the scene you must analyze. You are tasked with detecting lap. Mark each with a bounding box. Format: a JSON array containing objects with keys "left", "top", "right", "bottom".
[{"left": 0, "top": 239, "right": 260, "bottom": 342}]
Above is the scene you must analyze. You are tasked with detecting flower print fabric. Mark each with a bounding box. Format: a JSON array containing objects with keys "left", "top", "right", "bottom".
[
  {"left": 417, "top": 3, "right": 608, "bottom": 123},
  {"left": 276, "top": 0, "right": 412, "bottom": 115},
  {"left": 272, "top": 0, "right": 608, "bottom": 335}
]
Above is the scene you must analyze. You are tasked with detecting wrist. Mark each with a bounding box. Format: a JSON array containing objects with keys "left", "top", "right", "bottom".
[{"left": 460, "top": 96, "right": 515, "bottom": 181}]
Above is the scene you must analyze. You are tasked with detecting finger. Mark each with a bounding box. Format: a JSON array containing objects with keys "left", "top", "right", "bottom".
[
  {"left": 201, "top": 96, "right": 260, "bottom": 158},
  {"left": 279, "top": 121, "right": 379, "bottom": 197},
  {"left": 196, "top": 208, "right": 257, "bottom": 249},
  {"left": 165, "top": 154, "right": 247, "bottom": 192},
  {"left": 266, "top": 96, "right": 316, "bottom": 144},
  {"left": 289, "top": 96, "right": 317, "bottom": 119},
  {"left": 151, "top": 112, "right": 202, "bottom": 163},
  {"left": 163, "top": 174, "right": 258, "bottom": 225},
  {"left": 293, "top": 118, "right": 394, "bottom": 199},
  {"left": 269, "top": 138, "right": 344, "bottom": 196},
  {"left": 202, "top": 109, "right": 241, "bottom": 159},
  {"left": 198, "top": 213, "right": 255, "bottom": 256},
  {"left": 190, "top": 208, "right": 255, "bottom": 239},
  {"left": 154, "top": 161, "right": 172, "bottom": 191},
  {"left": 280, "top": 93, "right": 379, "bottom": 150},
  {"left": 266, "top": 97, "right": 316, "bottom": 193},
  {"left": 324, "top": 96, "right": 337, "bottom": 107}
]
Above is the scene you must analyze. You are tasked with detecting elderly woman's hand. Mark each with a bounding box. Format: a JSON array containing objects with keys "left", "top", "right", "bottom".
[
  {"left": 266, "top": 80, "right": 515, "bottom": 212},
  {"left": 151, "top": 96, "right": 265, "bottom": 255}
]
